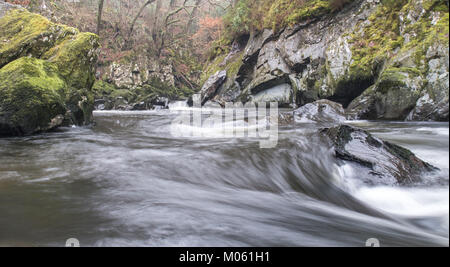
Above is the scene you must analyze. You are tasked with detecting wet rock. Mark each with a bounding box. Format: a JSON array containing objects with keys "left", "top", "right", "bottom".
[
  {"left": 0, "top": 58, "right": 67, "bottom": 136},
  {"left": 131, "top": 102, "right": 148, "bottom": 111},
  {"left": 321, "top": 125, "right": 437, "bottom": 185},
  {"left": 0, "top": 9, "right": 99, "bottom": 135},
  {"left": 152, "top": 97, "right": 169, "bottom": 109},
  {"left": 199, "top": 70, "right": 227, "bottom": 105},
  {"left": 408, "top": 44, "right": 449, "bottom": 121},
  {"left": 249, "top": 83, "right": 293, "bottom": 107},
  {"left": 347, "top": 68, "right": 424, "bottom": 120},
  {"left": 94, "top": 99, "right": 106, "bottom": 110},
  {"left": 295, "top": 100, "right": 346, "bottom": 123}
]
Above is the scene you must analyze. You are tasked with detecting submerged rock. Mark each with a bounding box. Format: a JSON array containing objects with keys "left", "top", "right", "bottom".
[
  {"left": 294, "top": 100, "right": 346, "bottom": 123},
  {"left": 321, "top": 125, "right": 437, "bottom": 185}
]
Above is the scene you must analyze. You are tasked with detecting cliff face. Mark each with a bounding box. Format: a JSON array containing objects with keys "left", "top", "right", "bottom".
[
  {"left": 0, "top": 4, "right": 99, "bottom": 136},
  {"left": 201, "top": 0, "right": 449, "bottom": 121}
]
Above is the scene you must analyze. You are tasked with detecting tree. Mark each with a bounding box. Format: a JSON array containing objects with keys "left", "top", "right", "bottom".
[
  {"left": 96, "top": 0, "right": 105, "bottom": 34},
  {"left": 127, "top": 0, "right": 156, "bottom": 43}
]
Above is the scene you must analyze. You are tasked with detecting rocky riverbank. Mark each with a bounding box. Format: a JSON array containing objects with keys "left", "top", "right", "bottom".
[{"left": 199, "top": 0, "right": 449, "bottom": 121}]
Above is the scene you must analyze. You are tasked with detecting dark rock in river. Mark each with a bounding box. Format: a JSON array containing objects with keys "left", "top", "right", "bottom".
[
  {"left": 321, "top": 125, "right": 437, "bottom": 185},
  {"left": 294, "top": 100, "right": 346, "bottom": 123}
]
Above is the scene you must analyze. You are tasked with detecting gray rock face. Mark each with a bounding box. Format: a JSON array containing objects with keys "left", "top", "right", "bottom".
[
  {"left": 200, "top": 0, "right": 448, "bottom": 121},
  {"left": 346, "top": 1, "right": 449, "bottom": 121},
  {"left": 295, "top": 100, "right": 346, "bottom": 123},
  {"left": 200, "top": 0, "right": 380, "bottom": 109},
  {"left": 0, "top": 2, "right": 20, "bottom": 18},
  {"left": 250, "top": 83, "right": 292, "bottom": 106},
  {"left": 199, "top": 70, "right": 227, "bottom": 105},
  {"left": 104, "top": 60, "right": 176, "bottom": 90},
  {"left": 348, "top": 68, "right": 424, "bottom": 120},
  {"left": 321, "top": 125, "right": 437, "bottom": 185},
  {"left": 407, "top": 44, "right": 449, "bottom": 121}
]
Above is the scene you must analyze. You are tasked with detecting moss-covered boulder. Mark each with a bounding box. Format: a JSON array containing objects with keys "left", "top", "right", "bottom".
[
  {"left": 0, "top": 8, "right": 99, "bottom": 136},
  {"left": 43, "top": 32, "right": 99, "bottom": 124},
  {"left": 348, "top": 67, "right": 424, "bottom": 120},
  {"left": 0, "top": 57, "right": 67, "bottom": 136},
  {"left": 0, "top": 9, "right": 79, "bottom": 68}
]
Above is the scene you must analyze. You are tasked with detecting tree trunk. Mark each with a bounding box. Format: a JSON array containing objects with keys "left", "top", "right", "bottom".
[
  {"left": 96, "top": 0, "right": 105, "bottom": 35},
  {"left": 128, "top": 0, "right": 156, "bottom": 43}
]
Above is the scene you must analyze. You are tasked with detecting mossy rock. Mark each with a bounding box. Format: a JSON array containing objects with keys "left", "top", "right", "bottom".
[
  {"left": 92, "top": 80, "right": 117, "bottom": 98},
  {"left": 43, "top": 32, "right": 99, "bottom": 125},
  {"left": 0, "top": 9, "right": 100, "bottom": 130},
  {"left": 0, "top": 9, "right": 79, "bottom": 68},
  {"left": 43, "top": 32, "right": 99, "bottom": 91},
  {"left": 0, "top": 57, "right": 67, "bottom": 136}
]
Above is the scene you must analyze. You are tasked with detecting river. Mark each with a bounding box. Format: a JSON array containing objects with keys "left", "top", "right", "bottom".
[{"left": 0, "top": 108, "right": 448, "bottom": 247}]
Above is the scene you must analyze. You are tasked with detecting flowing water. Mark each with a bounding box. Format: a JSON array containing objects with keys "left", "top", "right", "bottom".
[{"left": 0, "top": 108, "right": 448, "bottom": 247}]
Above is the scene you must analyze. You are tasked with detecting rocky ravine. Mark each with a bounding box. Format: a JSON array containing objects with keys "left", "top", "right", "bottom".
[
  {"left": 0, "top": 3, "right": 99, "bottom": 136},
  {"left": 200, "top": 0, "right": 449, "bottom": 121}
]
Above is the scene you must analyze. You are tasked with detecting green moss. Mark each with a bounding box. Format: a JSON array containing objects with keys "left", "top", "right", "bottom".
[
  {"left": 93, "top": 80, "right": 117, "bottom": 97},
  {"left": 223, "top": 0, "right": 356, "bottom": 39},
  {"left": 42, "top": 32, "right": 99, "bottom": 125},
  {"left": 280, "top": 0, "right": 333, "bottom": 29},
  {"left": 0, "top": 57, "right": 67, "bottom": 135},
  {"left": 201, "top": 52, "right": 244, "bottom": 86},
  {"left": 377, "top": 68, "right": 409, "bottom": 94},
  {"left": 0, "top": 8, "right": 100, "bottom": 126},
  {"left": 349, "top": 0, "right": 449, "bottom": 77},
  {"left": 401, "top": 10, "right": 449, "bottom": 68},
  {"left": 43, "top": 32, "right": 99, "bottom": 91},
  {"left": 0, "top": 9, "right": 79, "bottom": 68},
  {"left": 349, "top": 1, "right": 408, "bottom": 76}
]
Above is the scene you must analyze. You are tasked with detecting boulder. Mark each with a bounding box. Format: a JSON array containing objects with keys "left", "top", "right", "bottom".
[
  {"left": 294, "top": 100, "right": 346, "bottom": 123},
  {"left": 321, "top": 125, "right": 437, "bottom": 185},
  {"left": 0, "top": 9, "right": 79, "bottom": 68},
  {"left": 0, "top": 58, "right": 67, "bottom": 136},
  {"left": 131, "top": 102, "right": 148, "bottom": 111},
  {"left": 347, "top": 68, "right": 424, "bottom": 120},
  {"left": 0, "top": 9, "right": 99, "bottom": 136},
  {"left": 199, "top": 70, "right": 227, "bottom": 105}
]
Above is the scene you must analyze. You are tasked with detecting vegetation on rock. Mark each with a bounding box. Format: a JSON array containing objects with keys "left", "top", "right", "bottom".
[
  {"left": 0, "top": 57, "right": 67, "bottom": 136},
  {"left": 0, "top": 6, "right": 100, "bottom": 135}
]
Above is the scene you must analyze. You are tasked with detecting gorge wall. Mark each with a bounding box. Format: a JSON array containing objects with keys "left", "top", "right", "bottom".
[{"left": 200, "top": 0, "right": 449, "bottom": 121}]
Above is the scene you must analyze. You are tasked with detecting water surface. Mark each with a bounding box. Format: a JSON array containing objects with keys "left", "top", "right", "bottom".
[{"left": 0, "top": 110, "right": 448, "bottom": 247}]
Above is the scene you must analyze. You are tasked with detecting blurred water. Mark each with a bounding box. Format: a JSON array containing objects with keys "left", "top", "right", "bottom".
[{"left": 0, "top": 111, "right": 448, "bottom": 247}]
